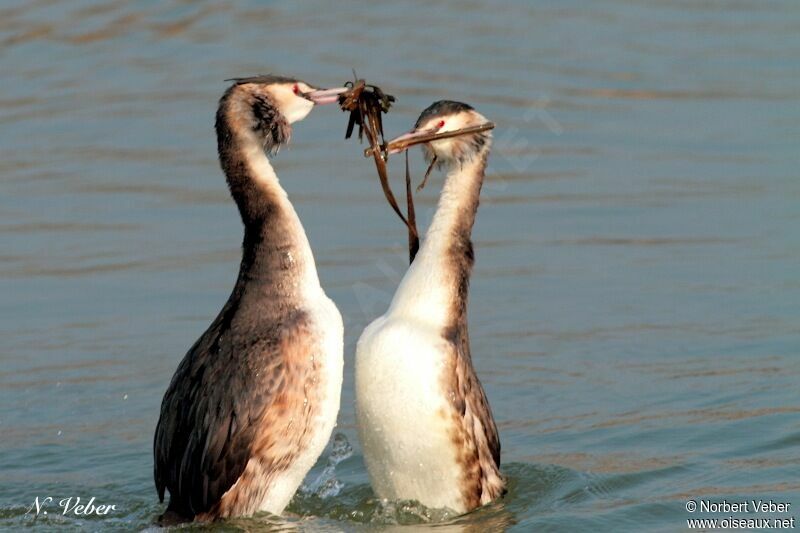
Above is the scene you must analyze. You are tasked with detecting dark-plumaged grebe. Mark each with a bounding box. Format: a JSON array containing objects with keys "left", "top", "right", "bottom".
[
  {"left": 154, "top": 76, "right": 348, "bottom": 522},
  {"left": 355, "top": 101, "right": 505, "bottom": 514}
]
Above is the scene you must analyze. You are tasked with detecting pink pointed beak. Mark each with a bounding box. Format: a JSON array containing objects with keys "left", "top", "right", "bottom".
[
  {"left": 385, "top": 127, "right": 440, "bottom": 154},
  {"left": 303, "top": 87, "right": 350, "bottom": 105},
  {"left": 364, "top": 121, "right": 496, "bottom": 158}
]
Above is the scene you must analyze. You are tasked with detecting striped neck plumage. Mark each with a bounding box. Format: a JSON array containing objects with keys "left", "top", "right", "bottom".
[{"left": 388, "top": 151, "right": 489, "bottom": 324}]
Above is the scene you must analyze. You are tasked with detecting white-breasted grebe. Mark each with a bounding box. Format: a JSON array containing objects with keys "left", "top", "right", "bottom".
[
  {"left": 154, "top": 76, "right": 348, "bottom": 522},
  {"left": 355, "top": 101, "right": 505, "bottom": 514}
]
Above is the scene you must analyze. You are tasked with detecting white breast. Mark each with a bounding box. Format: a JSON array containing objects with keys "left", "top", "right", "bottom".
[
  {"left": 355, "top": 315, "right": 466, "bottom": 513},
  {"left": 258, "top": 292, "right": 343, "bottom": 514}
]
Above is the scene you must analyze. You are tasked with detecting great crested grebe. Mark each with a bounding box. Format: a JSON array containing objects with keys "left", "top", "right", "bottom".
[
  {"left": 154, "top": 76, "right": 348, "bottom": 521},
  {"left": 355, "top": 101, "right": 505, "bottom": 514}
]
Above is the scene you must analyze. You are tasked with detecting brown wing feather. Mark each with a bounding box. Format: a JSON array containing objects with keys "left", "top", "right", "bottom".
[
  {"left": 154, "top": 307, "right": 316, "bottom": 519},
  {"left": 443, "top": 319, "right": 506, "bottom": 511},
  {"left": 457, "top": 333, "right": 501, "bottom": 467},
  {"left": 200, "top": 314, "right": 323, "bottom": 519}
]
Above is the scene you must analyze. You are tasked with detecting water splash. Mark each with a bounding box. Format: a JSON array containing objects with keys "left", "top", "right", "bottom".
[
  {"left": 300, "top": 433, "right": 354, "bottom": 499},
  {"left": 367, "top": 498, "right": 457, "bottom": 525}
]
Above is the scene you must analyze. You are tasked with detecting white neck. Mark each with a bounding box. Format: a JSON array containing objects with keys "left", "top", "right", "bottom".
[{"left": 387, "top": 154, "right": 486, "bottom": 325}]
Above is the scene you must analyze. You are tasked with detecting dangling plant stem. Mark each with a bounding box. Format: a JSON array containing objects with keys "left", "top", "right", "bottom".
[
  {"left": 339, "top": 76, "right": 418, "bottom": 264},
  {"left": 417, "top": 155, "right": 437, "bottom": 192},
  {"left": 405, "top": 150, "right": 419, "bottom": 262}
]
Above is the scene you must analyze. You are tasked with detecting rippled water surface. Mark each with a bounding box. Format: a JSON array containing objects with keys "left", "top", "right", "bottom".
[{"left": 2, "top": 1, "right": 799, "bottom": 531}]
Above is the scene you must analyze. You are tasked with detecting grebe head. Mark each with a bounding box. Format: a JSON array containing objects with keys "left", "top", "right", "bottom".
[
  {"left": 387, "top": 100, "right": 493, "bottom": 169},
  {"left": 220, "top": 75, "right": 348, "bottom": 153}
]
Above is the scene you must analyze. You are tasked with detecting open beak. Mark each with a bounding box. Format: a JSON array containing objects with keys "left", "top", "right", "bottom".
[{"left": 304, "top": 87, "right": 349, "bottom": 105}]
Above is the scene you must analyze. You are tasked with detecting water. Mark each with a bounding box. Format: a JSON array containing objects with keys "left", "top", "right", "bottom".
[{"left": 1, "top": 0, "right": 799, "bottom": 531}]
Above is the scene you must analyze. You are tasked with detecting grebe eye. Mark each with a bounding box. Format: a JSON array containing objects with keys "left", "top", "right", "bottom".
[
  {"left": 293, "top": 84, "right": 300, "bottom": 95},
  {"left": 436, "top": 120, "right": 445, "bottom": 129}
]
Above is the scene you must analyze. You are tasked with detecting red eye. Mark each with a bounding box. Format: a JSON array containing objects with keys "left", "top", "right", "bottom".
[
  {"left": 436, "top": 120, "right": 445, "bottom": 129},
  {"left": 293, "top": 84, "right": 300, "bottom": 95}
]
